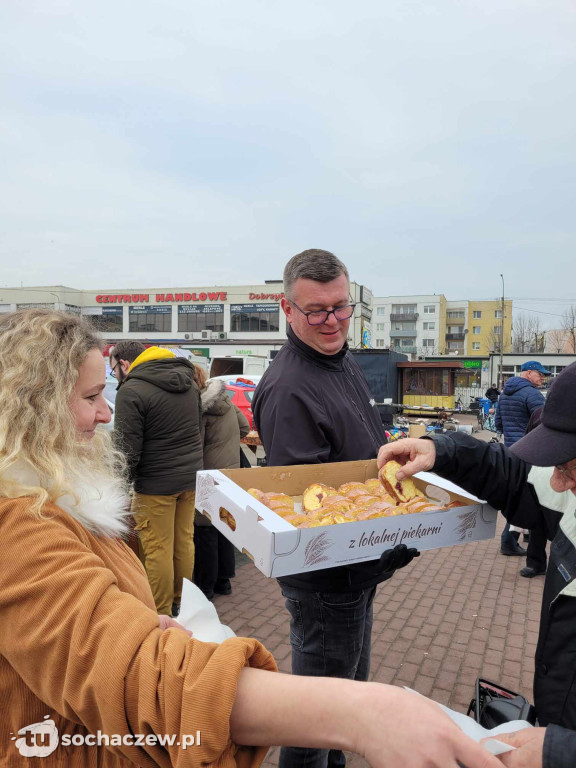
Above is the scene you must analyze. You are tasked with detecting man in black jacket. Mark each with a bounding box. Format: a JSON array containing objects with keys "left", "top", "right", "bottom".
[
  {"left": 111, "top": 341, "right": 203, "bottom": 618},
  {"left": 485, "top": 383, "right": 500, "bottom": 404},
  {"left": 376, "top": 362, "right": 576, "bottom": 768},
  {"left": 253, "top": 249, "right": 418, "bottom": 768}
]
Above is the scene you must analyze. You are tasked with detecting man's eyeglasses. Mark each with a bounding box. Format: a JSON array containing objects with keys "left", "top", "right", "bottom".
[
  {"left": 110, "top": 361, "right": 121, "bottom": 377},
  {"left": 289, "top": 299, "right": 356, "bottom": 326}
]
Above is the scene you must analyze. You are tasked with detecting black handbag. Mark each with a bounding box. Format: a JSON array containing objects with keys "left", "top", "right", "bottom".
[{"left": 467, "top": 678, "right": 537, "bottom": 728}]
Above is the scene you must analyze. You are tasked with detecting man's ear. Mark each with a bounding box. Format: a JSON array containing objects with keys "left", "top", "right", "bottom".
[
  {"left": 281, "top": 296, "right": 293, "bottom": 325},
  {"left": 120, "top": 359, "right": 131, "bottom": 374}
]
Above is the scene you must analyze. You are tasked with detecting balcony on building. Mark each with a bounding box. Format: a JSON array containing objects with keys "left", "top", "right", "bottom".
[
  {"left": 446, "top": 312, "right": 466, "bottom": 324},
  {"left": 390, "top": 312, "right": 419, "bottom": 322},
  {"left": 390, "top": 329, "right": 417, "bottom": 338},
  {"left": 445, "top": 332, "right": 466, "bottom": 341},
  {"left": 392, "top": 343, "right": 417, "bottom": 354}
]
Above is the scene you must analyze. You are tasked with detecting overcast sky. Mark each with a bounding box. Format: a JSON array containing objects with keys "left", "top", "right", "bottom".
[{"left": 1, "top": 1, "right": 575, "bottom": 326}]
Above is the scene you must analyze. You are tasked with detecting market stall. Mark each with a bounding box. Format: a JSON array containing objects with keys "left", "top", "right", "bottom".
[{"left": 397, "top": 360, "right": 464, "bottom": 411}]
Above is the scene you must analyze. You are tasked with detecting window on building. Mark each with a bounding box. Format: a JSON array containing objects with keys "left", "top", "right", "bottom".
[
  {"left": 376, "top": 323, "right": 385, "bottom": 331},
  {"left": 455, "top": 369, "right": 481, "bottom": 388},
  {"left": 473, "top": 326, "right": 481, "bottom": 334},
  {"left": 400, "top": 338, "right": 414, "bottom": 347},
  {"left": 423, "top": 305, "right": 436, "bottom": 314},
  {"left": 377, "top": 306, "right": 386, "bottom": 315},
  {"left": 447, "top": 310, "right": 465, "bottom": 319},
  {"left": 403, "top": 368, "right": 452, "bottom": 396},
  {"left": 178, "top": 305, "right": 224, "bottom": 333},
  {"left": 447, "top": 341, "right": 463, "bottom": 350},
  {"left": 472, "top": 342, "right": 481, "bottom": 351},
  {"left": 85, "top": 307, "right": 123, "bottom": 332},
  {"left": 473, "top": 310, "right": 482, "bottom": 319},
  {"left": 394, "top": 322, "right": 416, "bottom": 331},
  {"left": 422, "top": 339, "right": 435, "bottom": 347},
  {"left": 129, "top": 306, "right": 172, "bottom": 332},
  {"left": 376, "top": 338, "right": 385, "bottom": 347},
  {"left": 493, "top": 325, "right": 502, "bottom": 335},
  {"left": 495, "top": 310, "right": 503, "bottom": 319},
  {"left": 423, "top": 321, "right": 435, "bottom": 330},
  {"left": 230, "top": 303, "right": 280, "bottom": 332}
]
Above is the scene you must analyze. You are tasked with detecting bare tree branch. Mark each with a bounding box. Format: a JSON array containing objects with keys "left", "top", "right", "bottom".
[
  {"left": 546, "top": 329, "right": 567, "bottom": 353},
  {"left": 561, "top": 306, "right": 576, "bottom": 353}
]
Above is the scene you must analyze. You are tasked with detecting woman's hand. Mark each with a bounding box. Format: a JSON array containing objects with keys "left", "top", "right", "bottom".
[
  {"left": 158, "top": 614, "right": 193, "bottom": 636},
  {"left": 377, "top": 438, "right": 437, "bottom": 480},
  {"left": 358, "top": 684, "right": 503, "bottom": 768}
]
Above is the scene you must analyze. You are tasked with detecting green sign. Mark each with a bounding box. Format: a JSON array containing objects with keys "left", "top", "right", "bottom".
[
  {"left": 462, "top": 360, "right": 481, "bottom": 369},
  {"left": 183, "top": 347, "right": 210, "bottom": 357}
]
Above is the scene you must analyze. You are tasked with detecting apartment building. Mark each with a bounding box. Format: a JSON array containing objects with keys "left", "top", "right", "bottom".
[{"left": 372, "top": 295, "right": 512, "bottom": 357}]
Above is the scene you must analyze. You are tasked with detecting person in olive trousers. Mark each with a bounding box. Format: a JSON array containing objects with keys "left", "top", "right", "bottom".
[{"left": 111, "top": 341, "right": 202, "bottom": 618}]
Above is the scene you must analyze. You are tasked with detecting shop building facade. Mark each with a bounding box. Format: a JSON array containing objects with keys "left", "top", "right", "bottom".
[{"left": 0, "top": 281, "right": 373, "bottom": 356}]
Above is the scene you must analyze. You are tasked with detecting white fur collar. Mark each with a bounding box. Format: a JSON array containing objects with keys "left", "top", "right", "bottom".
[
  {"left": 4, "top": 461, "right": 129, "bottom": 538},
  {"left": 56, "top": 471, "right": 130, "bottom": 538},
  {"left": 201, "top": 379, "right": 226, "bottom": 413}
]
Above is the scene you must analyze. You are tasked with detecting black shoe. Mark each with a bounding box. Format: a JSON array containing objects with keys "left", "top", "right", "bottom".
[
  {"left": 520, "top": 566, "right": 546, "bottom": 578},
  {"left": 214, "top": 579, "right": 232, "bottom": 595},
  {"left": 171, "top": 602, "right": 180, "bottom": 617},
  {"left": 500, "top": 543, "right": 527, "bottom": 556}
]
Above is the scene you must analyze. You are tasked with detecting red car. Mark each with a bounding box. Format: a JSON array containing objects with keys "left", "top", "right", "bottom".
[{"left": 225, "top": 380, "right": 256, "bottom": 429}]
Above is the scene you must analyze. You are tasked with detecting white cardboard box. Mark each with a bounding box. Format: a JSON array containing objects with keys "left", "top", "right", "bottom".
[{"left": 195, "top": 460, "right": 497, "bottom": 578}]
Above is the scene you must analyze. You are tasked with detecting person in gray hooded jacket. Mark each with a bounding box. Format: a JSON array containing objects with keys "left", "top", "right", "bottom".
[{"left": 193, "top": 367, "right": 250, "bottom": 599}]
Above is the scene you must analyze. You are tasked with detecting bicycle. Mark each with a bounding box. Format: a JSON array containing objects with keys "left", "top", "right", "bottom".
[{"left": 477, "top": 408, "right": 486, "bottom": 430}]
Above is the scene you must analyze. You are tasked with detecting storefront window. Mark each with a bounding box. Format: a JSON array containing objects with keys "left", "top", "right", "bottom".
[
  {"left": 403, "top": 369, "right": 452, "bottom": 396},
  {"left": 129, "top": 306, "right": 172, "bottom": 332},
  {"left": 178, "top": 305, "right": 224, "bottom": 332},
  {"left": 230, "top": 304, "right": 279, "bottom": 332},
  {"left": 86, "top": 307, "right": 123, "bottom": 332},
  {"left": 454, "top": 371, "right": 481, "bottom": 389}
]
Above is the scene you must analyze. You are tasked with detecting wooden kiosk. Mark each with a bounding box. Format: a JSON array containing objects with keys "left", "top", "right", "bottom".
[{"left": 397, "top": 361, "right": 464, "bottom": 411}]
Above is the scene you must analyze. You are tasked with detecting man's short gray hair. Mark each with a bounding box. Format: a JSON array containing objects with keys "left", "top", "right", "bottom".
[{"left": 283, "top": 249, "right": 349, "bottom": 300}]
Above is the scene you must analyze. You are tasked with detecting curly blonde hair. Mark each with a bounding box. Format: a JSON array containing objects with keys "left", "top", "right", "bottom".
[{"left": 0, "top": 309, "right": 127, "bottom": 515}]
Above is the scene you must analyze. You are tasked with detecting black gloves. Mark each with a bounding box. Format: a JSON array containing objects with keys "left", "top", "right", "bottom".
[
  {"left": 349, "top": 544, "right": 420, "bottom": 578},
  {"left": 376, "top": 544, "right": 420, "bottom": 575}
]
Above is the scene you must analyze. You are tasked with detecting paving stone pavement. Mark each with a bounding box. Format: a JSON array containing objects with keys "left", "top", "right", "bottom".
[{"left": 213, "top": 498, "right": 544, "bottom": 766}]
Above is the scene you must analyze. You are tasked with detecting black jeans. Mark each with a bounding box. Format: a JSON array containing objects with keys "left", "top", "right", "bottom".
[
  {"left": 193, "top": 524, "right": 236, "bottom": 598},
  {"left": 526, "top": 522, "right": 548, "bottom": 571},
  {"left": 279, "top": 584, "right": 376, "bottom": 768}
]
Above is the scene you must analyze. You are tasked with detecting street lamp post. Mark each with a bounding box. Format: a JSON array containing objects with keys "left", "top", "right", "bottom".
[{"left": 499, "top": 274, "right": 505, "bottom": 390}]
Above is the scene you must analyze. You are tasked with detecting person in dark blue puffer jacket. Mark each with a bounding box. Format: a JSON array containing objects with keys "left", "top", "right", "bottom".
[
  {"left": 496, "top": 360, "right": 550, "bottom": 555},
  {"left": 496, "top": 361, "right": 549, "bottom": 447}
]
